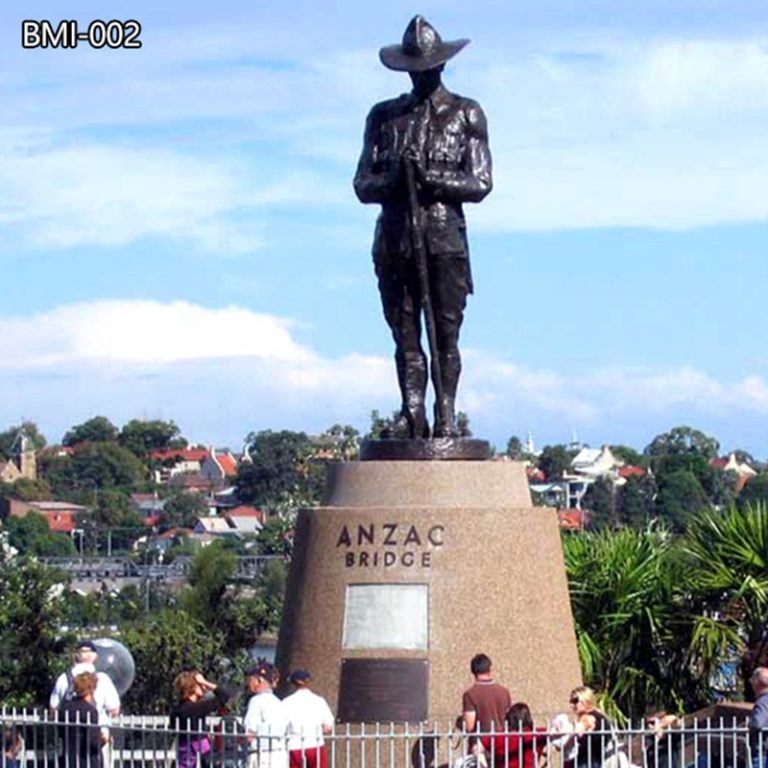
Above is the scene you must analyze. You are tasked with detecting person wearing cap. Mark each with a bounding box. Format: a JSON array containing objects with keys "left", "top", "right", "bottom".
[
  {"left": 282, "top": 670, "right": 334, "bottom": 768},
  {"left": 243, "top": 663, "right": 288, "bottom": 768},
  {"left": 50, "top": 640, "right": 120, "bottom": 728},
  {"left": 354, "top": 15, "right": 492, "bottom": 440}
]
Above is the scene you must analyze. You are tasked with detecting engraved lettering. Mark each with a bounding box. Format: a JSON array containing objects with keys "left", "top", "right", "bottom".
[
  {"left": 360, "top": 552, "right": 370, "bottom": 566},
  {"left": 337, "top": 526, "right": 352, "bottom": 547},
  {"left": 382, "top": 523, "right": 398, "bottom": 546},
  {"left": 402, "top": 551, "right": 415, "bottom": 567},
  {"left": 422, "top": 552, "right": 432, "bottom": 568},
  {"left": 404, "top": 525, "right": 422, "bottom": 546},
  {"left": 358, "top": 524, "right": 374, "bottom": 545},
  {"left": 345, "top": 552, "right": 354, "bottom": 567},
  {"left": 427, "top": 525, "right": 444, "bottom": 546}
]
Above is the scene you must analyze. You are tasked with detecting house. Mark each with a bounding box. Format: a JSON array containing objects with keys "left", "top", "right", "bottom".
[
  {"left": 533, "top": 445, "right": 632, "bottom": 511},
  {"left": 530, "top": 478, "right": 592, "bottom": 510},
  {"left": 201, "top": 448, "right": 239, "bottom": 486},
  {"left": 129, "top": 492, "right": 166, "bottom": 523},
  {"left": 193, "top": 516, "right": 238, "bottom": 537},
  {"left": 2, "top": 499, "right": 88, "bottom": 534},
  {"left": 710, "top": 454, "right": 757, "bottom": 478},
  {"left": 225, "top": 506, "right": 265, "bottom": 535},
  {"left": 570, "top": 445, "right": 623, "bottom": 478},
  {"left": 149, "top": 447, "right": 209, "bottom": 483}
]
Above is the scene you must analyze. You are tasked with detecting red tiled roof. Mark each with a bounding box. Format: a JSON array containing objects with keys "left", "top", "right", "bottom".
[
  {"left": 618, "top": 465, "right": 646, "bottom": 479},
  {"left": 558, "top": 509, "right": 589, "bottom": 531},
  {"left": 150, "top": 448, "right": 208, "bottom": 463},
  {"left": 710, "top": 457, "right": 728, "bottom": 470},
  {"left": 217, "top": 453, "right": 238, "bottom": 477},
  {"left": 226, "top": 505, "right": 264, "bottom": 519},
  {"left": 43, "top": 511, "right": 77, "bottom": 534}
]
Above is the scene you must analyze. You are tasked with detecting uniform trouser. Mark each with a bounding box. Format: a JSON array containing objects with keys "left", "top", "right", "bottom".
[
  {"left": 289, "top": 747, "right": 327, "bottom": 768},
  {"left": 374, "top": 250, "right": 469, "bottom": 424}
]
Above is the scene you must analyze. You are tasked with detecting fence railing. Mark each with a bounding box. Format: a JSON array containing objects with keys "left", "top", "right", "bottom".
[{"left": 1, "top": 709, "right": 765, "bottom": 768}]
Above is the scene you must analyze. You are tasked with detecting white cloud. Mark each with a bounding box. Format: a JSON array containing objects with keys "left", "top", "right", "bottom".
[
  {"left": 0, "top": 143, "right": 259, "bottom": 251},
  {"left": 3, "top": 300, "right": 768, "bottom": 448},
  {"left": 0, "top": 300, "right": 311, "bottom": 367},
  {"left": 3, "top": 31, "right": 768, "bottom": 246}
]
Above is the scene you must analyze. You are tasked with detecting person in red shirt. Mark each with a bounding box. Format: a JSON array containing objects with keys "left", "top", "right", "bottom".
[{"left": 481, "top": 703, "right": 546, "bottom": 768}]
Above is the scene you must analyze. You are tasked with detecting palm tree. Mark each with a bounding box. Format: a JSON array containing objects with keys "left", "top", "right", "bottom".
[
  {"left": 683, "top": 502, "right": 768, "bottom": 699},
  {"left": 563, "top": 527, "right": 706, "bottom": 718}
]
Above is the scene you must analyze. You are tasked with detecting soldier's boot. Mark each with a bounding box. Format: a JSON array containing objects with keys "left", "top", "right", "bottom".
[
  {"left": 391, "top": 351, "right": 429, "bottom": 438},
  {"left": 433, "top": 352, "right": 461, "bottom": 438}
]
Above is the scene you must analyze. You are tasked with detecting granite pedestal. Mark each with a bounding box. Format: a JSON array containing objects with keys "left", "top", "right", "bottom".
[{"left": 275, "top": 460, "right": 581, "bottom": 724}]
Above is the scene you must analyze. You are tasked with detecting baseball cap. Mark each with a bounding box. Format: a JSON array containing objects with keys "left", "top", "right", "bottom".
[
  {"left": 76, "top": 640, "right": 97, "bottom": 652},
  {"left": 246, "top": 662, "right": 274, "bottom": 680},
  {"left": 290, "top": 669, "right": 311, "bottom": 683}
]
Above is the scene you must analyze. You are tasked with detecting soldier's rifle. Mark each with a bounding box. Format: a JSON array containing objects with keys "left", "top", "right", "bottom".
[{"left": 404, "top": 157, "right": 448, "bottom": 433}]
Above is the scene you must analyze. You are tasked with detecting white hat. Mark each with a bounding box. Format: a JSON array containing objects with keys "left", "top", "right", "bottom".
[{"left": 71, "top": 662, "right": 96, "bottom": 676}]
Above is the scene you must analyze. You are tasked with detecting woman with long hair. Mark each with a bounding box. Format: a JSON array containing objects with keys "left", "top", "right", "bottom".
[{"left": 481, "top": 703, "right": 546, "bottom": 768}]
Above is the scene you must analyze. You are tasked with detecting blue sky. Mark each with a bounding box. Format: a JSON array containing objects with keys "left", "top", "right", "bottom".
[{"left": 1, "top": 0, "right": 768, "bottom": 455}]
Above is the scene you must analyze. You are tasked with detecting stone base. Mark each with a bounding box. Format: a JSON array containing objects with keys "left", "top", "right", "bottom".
[
  {"left": 276, "top": 460, "right": 581, "bottom": 724},
  {"left": 360, "top": 438, "right": 491, "bottom": 461}
]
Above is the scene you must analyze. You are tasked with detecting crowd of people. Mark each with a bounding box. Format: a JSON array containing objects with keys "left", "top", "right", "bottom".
[
  {"left": 38, "top": 643, "right": 334, "bottom": 768},
  {"left": 3, "top": 645, "right": 768, "bottom": 768},
  {"left": 460, "top": 653, "right": 768, "bottom": 768}
]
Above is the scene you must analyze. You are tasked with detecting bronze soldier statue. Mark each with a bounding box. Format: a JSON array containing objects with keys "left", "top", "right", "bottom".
[{"left": 354, "top": 15, "right": 492, "bottom": 439}]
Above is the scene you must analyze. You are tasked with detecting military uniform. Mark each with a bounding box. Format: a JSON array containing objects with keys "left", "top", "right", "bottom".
[{"left": 354, "top": 79, "right": 492, "bottom": 437}]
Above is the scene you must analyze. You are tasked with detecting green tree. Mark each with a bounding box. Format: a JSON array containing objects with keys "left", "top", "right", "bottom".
[
  {"left": 610, "top": 445, "right": 648, "bottom": 468},
  {"left": 0, "top": 421, "right": 46, "bottom": 459},
  {"left": 236, "top": 430, "right": 323, "bottom": 512},
  {"left": 645, "top": 426, "right": 720, "bottom": 467},
  {"left": 180, "top": 540, "right": 273, "bottom": 655},
  {"left": 456, "top": 411, "right": 472, "bottom": 438},
  {"left": 91, "top": 489, "right": 140, "bottom": 526},
  {"left": 69, "top": 442, "right": 145, "bottom": 491},
  {"left": 537, "top": 444, "right": 574, "bottom": 480},
  {"left": 655, "top": 470, "right": 709, "bottom": 531},
  {"left": 313, "top": 424, "right": 360, "bottom": 461},
  {"left": 160, "top": 492, "right": 209, "bottom": 530},
  {"left": 563, "top": 528, "right": 703, "bottom": 718},
  {"left": 256, "top": 516, "right": 294, "bottom": 557},
  {"left": 0, "top": 550, "right": 69, "bottom": 706},
  {"left": 582, "top": 477, "right": 616, "bottom": 530},
  {"left": 118, "top": 419, "right": 183, "bottom": 457},
  {"left": 10, "top": 477, "right": 53, "bottom": 501},
  {"left": 684, "top": 503, "right": 768, "bottom": 699},
  {"left": 5, "top": 512, "right": 76, "bottom": 556},
  {"left": 506, "top": 436, "right": 524, "bottom": 460},
  {"left": 121, "top": 609, "right": 224, "bottom": 713},
  {"left": 364, "top": 409, "right": 405, "bottom": 440},
  {"left": 62, "top": 416, "right": 119, "bottom": 446},
  {"left": 738, "top": 474, "right": 768, "bottom": 510},
  {"left": 617, "top": 476, "right": 656, "bottom": 529}
]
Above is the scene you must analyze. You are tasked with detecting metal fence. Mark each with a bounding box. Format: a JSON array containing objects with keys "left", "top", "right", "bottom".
[{"left": 1, "top": 709, "right": 765, "bottom": 768}]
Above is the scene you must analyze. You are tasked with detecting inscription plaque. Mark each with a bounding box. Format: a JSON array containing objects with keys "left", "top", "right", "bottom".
[{"left": 337, "top": 658, "right": 428, "bottom": 723}]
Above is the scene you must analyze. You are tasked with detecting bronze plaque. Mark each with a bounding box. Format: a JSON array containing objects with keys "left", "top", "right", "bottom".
[{"left": 337, "top": 658, "right": 428, "bottom": 723}]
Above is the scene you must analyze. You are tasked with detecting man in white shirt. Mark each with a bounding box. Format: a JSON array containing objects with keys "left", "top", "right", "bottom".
[
  {"left": 243, "top": 663, "right": 288, "bottom": 768},
  {"left": 282, "top": 670, "right": 334, "bottom": 768},
  {"left": 50, "top": 640, "right": 121, "bottom": 727}
]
